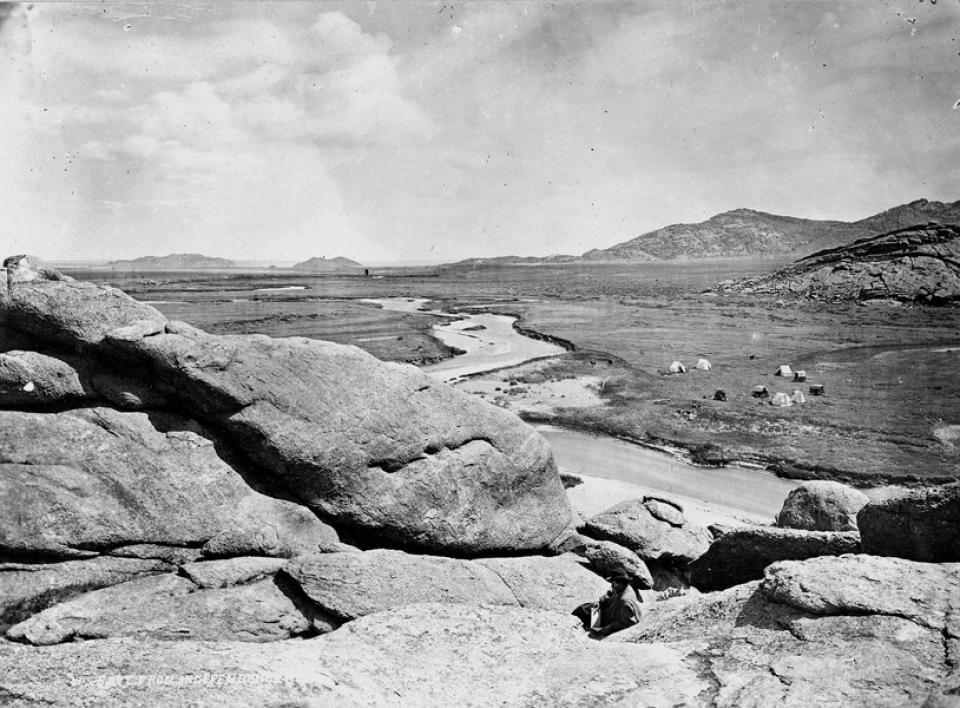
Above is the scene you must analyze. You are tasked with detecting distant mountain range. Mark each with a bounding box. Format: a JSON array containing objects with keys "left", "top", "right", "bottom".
[
  {"left": 291, "top": 256, "right": 364, "bottom": 272},
  {"left": 442, "top": 198, "right": 960, "bottom": 266},
  {"left": 106, "top": 253, "right": 235, "bottom": 270}
]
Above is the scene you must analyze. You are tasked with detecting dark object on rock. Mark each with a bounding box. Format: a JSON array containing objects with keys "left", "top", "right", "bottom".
[
  {"left": 751, "top": 385, "right": 769, "bottom": 399},
  {"left": 809, "top": 384, "right": 825, "bottom": 396},
  {"left": 559, "top": 473, "right": 584, "bottom": 489},
  {"left": 857, "top": 482, "right": 960, "bottom": 562},
  {"left": 688, "top": 443, "right": 726, "bottom": 467},
  {"left": 775, "top": 481, "right": 870, "bottom": 532},
  {"left": 713, "top": 389, "right": 726, "bottom": 401},
  {"left": 688, "top": 525, "right": 861, "bottom": 592}
]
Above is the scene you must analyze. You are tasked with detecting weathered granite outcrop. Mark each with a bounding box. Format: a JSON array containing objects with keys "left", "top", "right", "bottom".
[
  {"left": 579, "top": 497, "right": 713, "bottom": 566},
  {"left": 0, "top": 407, "right": 339, "bottom": 560},
  {"left": 716, "top": 223, "right": 960, "bottom": 304},
  {"left": 0, "top": 255, "right": 572, "bottom": 555},
  {"left": 3, "top": 555, "right": 957, "bottom": 706},
  {"left": 688, "top": 525, "right": 861, "bottom": 591},
  {"left": 613, "top": 554, "right": 960, "bottom": 707},
  {"left": 775, "top": 480, "right": 870, "bottom": 532},
  {"left": 858, "top": 482, "right": 960, "bottom": 562},
  {"left": 0, "top": 605, "right": 710, "bottom": 706}
]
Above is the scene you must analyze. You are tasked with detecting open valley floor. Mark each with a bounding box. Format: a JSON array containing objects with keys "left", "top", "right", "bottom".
[{"left": 73, "top": 259, "right": 960, "bottom": 488}]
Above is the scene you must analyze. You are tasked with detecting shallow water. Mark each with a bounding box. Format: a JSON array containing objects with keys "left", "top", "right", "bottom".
[
  {"left": 535, "top": 425, "right": 800, "bottom": 519},
  {"left": 365, "top": 297, "right": 565, "bottom": 381}
]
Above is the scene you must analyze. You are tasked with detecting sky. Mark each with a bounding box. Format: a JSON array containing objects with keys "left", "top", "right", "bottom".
[{"left": 0, "top": 0, "right": 958, "bottom": 264}]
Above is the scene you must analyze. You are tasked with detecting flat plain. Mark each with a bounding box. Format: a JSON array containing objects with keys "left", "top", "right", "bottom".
[{"left": 73, "top": 259, "right": 960, "bottom": 487}]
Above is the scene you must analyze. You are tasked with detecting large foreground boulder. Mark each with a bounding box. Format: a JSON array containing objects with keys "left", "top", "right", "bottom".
[
  {"left": 613, "top": 554, "right": 960, "bottom": 706},
  {"left": 0, "top": 407, "right": 339, "bottom": 560},
  {"left": 0, "top": 255, "right": 573, "bottom": 555},
  {"left": 775, "top": 480, "right": 870, "bottom": 531},
  {"left": 580, "top": 497, "right": 712, "bottom": 565},
  {"left": 0, "top": 604, "right": 709, "bottom": 706},
  {"left": 858, "top": 482, "right": 960, "bottom": 561},
  {"left": 688, "top": 525, "right": 860, "bottom": 591}
]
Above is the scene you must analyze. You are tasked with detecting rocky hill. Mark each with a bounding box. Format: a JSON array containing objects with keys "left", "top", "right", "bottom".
[
  {"left": 439, "top": 198, "right": 960, "bottom": 267},
  {"left": 715, "top": 222, "right": 960, "bottom": 304},
  {"left": 1, "top": 254, "right": 958, "bottom": 705},
  {"left": 105, "top": 253, "right": 235, "bottom": 270},
  {"left": 582, "top": 209, "right": 855, "bottom": 261},
  {"left": 292, "top": 256, "right": 364, "bottom": 272},
  {"left": 582, "top": 198, "right": 960, "bottom": 262}
]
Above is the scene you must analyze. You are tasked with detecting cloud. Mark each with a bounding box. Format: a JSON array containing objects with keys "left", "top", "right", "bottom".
[{"left": 0, "top": 5, "right": 438, "bottom": 261}]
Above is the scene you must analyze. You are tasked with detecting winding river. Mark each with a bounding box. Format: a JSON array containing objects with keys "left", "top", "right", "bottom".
[{"left": 365, "top": 297, "right": 800, "bottom": 518}]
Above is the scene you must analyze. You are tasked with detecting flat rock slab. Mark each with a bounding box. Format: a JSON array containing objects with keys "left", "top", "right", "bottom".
[
  {"left": 0, "top": 556, "right": 168, "bottom": 630},
  {"left": 688, "top": 525, "right": 861, "bottom": 592},
  {"left": 612, "top": 554, "right": 960, "bottom": 706},
  {"left": 6, "top": 573, "right": 323, "bottom": 645},
  {"left": 0, "top": 604, "right": 709, "bottom": 706},
  {"left": 580, "top": 497, "right": 713, "bottom": 565},
  {"left": 760, "top": 553, "right": 960, "bottom": 632},
  {"left": 180, "top": 557, "right": 287, "bottom": 589},
  {"left": 475, "top": 554, "right": 608, "bottom": 613},
  {"left": 284, "top": 549, "right": 516, "bottom": 621},
  {"left": 0, "top": 407, "right": 339, "bottom": 559},
  {"left": 858, "top": 481, "right": 960, "bottom": 562}
]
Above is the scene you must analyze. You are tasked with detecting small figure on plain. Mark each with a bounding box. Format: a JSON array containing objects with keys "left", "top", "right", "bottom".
[{"left": 572, "top": 568, "right": 643, "bottom": 639}]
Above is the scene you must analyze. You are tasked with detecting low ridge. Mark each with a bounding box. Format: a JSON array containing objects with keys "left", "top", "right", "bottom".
[
  {"left": 291, "top": 256, "right": 364, "bottom": 272},
  {"left": 105, "top": 253, "right": 235, "bottom": 270}
]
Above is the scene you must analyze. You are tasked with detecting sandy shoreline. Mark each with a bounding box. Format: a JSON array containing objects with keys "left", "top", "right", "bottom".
[{"left": 566, "top": 472, "right": 774, "bottom": 529}]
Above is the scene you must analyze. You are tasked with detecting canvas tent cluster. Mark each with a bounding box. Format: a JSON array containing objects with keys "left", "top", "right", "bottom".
[
  {"left": 766, "top": 363, "right": 821, "bottom": 405},
  {"left": 668, "top": 357, "right": 712, "bottom": 374},
  {"left": 770, "top": 390, "right": 806, "bottom": 407}
]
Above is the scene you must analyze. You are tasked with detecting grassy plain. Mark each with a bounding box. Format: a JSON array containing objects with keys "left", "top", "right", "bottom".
[{"left": 74, "top": 260, "right": 960, "bottom": 486}]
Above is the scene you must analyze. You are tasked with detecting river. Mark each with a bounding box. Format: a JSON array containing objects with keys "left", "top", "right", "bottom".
[
  {"left": 535, "top": 425, "right": 799, "bottom": 519},
  {"left": 362, "top": 298, "right": 565, "bottom": 381},
  {"left": 365, "top": 297, "right": 799, "bottom": 518}
]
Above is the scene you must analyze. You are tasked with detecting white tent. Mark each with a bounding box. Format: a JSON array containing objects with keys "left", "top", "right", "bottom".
[
  {"left": 774, "top": 364, "right": 793, "bottom": 377},
  {"left": 669, "top": 361, "right": 686, "bottom": 374},
  {"left": 696, "top": 358, "right": 712, "bottom": 371},
  {"left": 791, "top": 389, "right": 806, "bottom": 404},
  {"left": 770, "top": 391, "right": 793, "bottom": 407}
]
